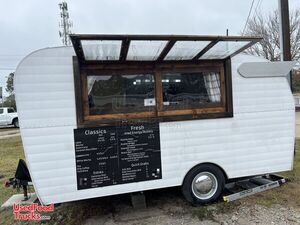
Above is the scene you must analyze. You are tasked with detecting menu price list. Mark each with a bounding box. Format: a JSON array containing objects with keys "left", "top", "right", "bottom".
[{"left": 74, "top": 123, "right": 162, "bottom": 190}]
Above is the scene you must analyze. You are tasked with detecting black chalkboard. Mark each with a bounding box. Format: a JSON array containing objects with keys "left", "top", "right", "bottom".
[{"left": 74, "top": 123, "right": 161, "bottom": 190}]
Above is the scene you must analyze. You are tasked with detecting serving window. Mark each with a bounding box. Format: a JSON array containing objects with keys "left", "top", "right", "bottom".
[
  {"left": 74, "top": 62, "right": 231, "bottom": 125},
  {"left": 71, "top": 34, "right": 260, "bottom": 126},
  {"left": 161, "top": 71, "right": 221, "bottom": 108},
  {"left": 88, "top": 74, "right": 155, "bottom": 115}
]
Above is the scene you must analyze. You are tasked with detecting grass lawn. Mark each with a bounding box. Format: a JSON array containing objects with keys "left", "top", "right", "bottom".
[
  {"left": 0, "top": 137, "right": 24, "bottom": 205},
  {"left": 0, "top": 136, "right": 300, "bottom": 224}
]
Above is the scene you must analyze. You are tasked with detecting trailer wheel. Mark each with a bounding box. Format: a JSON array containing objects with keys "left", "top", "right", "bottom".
[{"left": 182, "top": 164, "right": 225, "bottom": 205}]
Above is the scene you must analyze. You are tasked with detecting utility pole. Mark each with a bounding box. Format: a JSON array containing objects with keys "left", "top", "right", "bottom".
[
  {"left": 278, "top": 0, "right": 292, "bottom": 88},
  {"left": 59, "top": 1, "right": 73, "bottom": 46}
]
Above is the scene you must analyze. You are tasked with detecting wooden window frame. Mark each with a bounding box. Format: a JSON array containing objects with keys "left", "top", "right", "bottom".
[{"left": 73, "top": 57, "right": 233, "bottom": 127}]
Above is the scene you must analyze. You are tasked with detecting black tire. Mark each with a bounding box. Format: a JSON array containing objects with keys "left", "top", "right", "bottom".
[
  {"left": 13, "top": 118, "right": 19, "bottom": 128},
  {"left": 182, "top": 164, "right": 225, "bottom": 205}
]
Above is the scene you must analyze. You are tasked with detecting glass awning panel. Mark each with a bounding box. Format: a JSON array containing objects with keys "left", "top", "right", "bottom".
[
  {"left": 70, "top": 34, "right": 261, "bottom": 63},
  {"left": 81, "top": 40, "right": 122, "bottom": 60},
  {"left": 200, "top": 41, "right": 251, "bottom": 59},
  {"left": 165, "top": 41, "right": 210, "bottom": 60},
  {"left": 127, "top": 40, "right": 168, "bottom": 60}
]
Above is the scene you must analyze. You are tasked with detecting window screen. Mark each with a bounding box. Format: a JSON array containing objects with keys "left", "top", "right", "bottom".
[
  {"left": 88, "top": 74, "right": 155, "bottom": 115},
  {"left": 161, "top": 72, "right": 221, "bottom": 109}
]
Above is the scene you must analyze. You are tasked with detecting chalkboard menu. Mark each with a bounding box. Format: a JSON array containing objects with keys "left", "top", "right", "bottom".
[{"left": 74, "top": 123, "right": 162, "bottom": 190}]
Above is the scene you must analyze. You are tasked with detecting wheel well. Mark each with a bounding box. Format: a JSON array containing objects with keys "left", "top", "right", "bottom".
[
  {"left": 12, "top": 117, "right": 18, "bottom": 123},
  {"left": 182, "top": 162, "right": 228, "bottom": 185}
]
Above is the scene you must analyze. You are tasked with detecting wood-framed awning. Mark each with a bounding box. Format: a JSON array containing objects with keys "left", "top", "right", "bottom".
[{"left": 70, "top": 34, "right": 262, "bottom": 64}]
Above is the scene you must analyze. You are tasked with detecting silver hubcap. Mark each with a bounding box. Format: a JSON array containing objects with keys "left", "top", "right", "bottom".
[{"left": 191, "top": 172, "right": 218, "bottom": 200}]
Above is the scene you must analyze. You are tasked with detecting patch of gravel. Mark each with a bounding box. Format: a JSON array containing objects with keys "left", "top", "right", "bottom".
[
  {"left": 83, "top": 201, "right": 300, "bottom": 225},
  {"left": 215, "top": 203, "right": 300, "bottom": 225}
]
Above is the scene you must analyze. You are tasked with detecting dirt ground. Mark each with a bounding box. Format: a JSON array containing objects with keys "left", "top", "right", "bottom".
[{"left": 80, "top": 189, "right": 300, "bottom": 225}]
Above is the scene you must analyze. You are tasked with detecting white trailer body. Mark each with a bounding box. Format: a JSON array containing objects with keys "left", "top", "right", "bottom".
[{"left": 14, "top": 35, "right": 295, "bottom": 205}]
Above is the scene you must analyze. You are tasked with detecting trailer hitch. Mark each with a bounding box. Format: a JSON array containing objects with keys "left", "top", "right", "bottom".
[
  {"left": 5, "top": 178, "right": 30, "bottom": 201},
  {"left": 4, "top": 159, "right": 32, "bottom": 201}
]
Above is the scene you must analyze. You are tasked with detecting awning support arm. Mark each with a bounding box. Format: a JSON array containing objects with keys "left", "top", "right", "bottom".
[
  {"left": 119, "top": 39, "right": 130, "bottom": 61},
  {"left": 157, "top": 40, "right": 176, "bottom": 61},
  {"left": 192, "top": 39, "right": 219, "bottom": 60}
]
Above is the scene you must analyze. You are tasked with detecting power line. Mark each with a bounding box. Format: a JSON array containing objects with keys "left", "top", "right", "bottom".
[
  {"left": 253, "top": 0, "right": 263, "bottom": 17},
  {"left": 242, "top": 0, "right": 256, "bottom": 35},
  {"left": 254, "top": 0, "right": 261, "bottom": 15}
]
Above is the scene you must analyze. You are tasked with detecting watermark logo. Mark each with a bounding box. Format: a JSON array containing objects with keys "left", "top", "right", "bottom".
[{"left": 13, "top": 203, "right": 54, "bottom": 221}]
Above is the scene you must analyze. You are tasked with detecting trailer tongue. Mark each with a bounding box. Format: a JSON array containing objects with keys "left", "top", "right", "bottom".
[
  {"left": 5, "top": 159, "right": 32, "bottom": 201},
  {"left": 223, "top": 174, "right": 288, "bottom": 202}
]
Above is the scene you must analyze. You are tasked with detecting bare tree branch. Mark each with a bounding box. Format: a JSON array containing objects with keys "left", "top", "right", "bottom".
[{"left": 243, "top": 9, "right": 300, "bottom": 61}]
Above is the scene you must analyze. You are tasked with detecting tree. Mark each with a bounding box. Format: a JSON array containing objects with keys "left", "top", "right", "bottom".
[
  {"left": 6, "top": 72, "right": 14, "bottom": 94},
  {"left": 4, "top": 72, "right": 16, "bottom": 109},
  {"left": 3, "top": 94, "right": 16, "bottom": 109},
  {"left": 243, "top": 9, "right": 300, "bottom": 61}
]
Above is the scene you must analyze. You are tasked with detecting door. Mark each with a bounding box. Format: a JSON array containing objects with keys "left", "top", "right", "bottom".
[{"left": 0, "top": 108, "right": 6, "bottom": 125}]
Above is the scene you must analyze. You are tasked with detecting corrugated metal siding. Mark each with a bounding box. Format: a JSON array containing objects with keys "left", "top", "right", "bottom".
[{"left": 14, "top": 48, "right": 295, "bottom": 204}]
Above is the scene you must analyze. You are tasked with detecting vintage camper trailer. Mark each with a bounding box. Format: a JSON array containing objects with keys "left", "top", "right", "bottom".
[{"left": 14, "top": 34, "right": 295, "bottom": 205}]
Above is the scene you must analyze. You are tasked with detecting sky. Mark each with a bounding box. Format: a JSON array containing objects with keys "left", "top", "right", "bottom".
[{"left": 0, "top": 0, "right": 299, "bottom": 97}]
